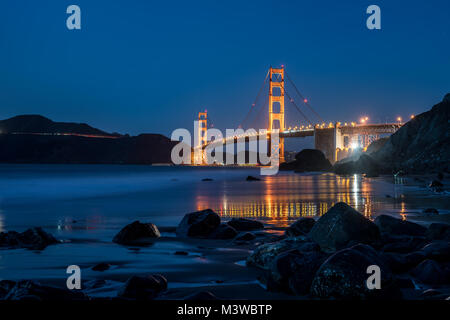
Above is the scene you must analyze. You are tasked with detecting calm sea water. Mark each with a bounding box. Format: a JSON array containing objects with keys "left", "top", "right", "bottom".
[{"left": 0, "top": 164, "right": 447, "bottom": 283}]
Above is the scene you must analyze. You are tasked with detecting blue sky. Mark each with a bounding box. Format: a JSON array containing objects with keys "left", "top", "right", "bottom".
[{"left": 0, "top": 0, "right": 449, "bottom": 137}]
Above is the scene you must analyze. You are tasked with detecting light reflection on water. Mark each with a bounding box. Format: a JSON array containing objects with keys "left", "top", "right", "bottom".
[{"left": 195, "top": 173, "right": 381, "bottom": 227}]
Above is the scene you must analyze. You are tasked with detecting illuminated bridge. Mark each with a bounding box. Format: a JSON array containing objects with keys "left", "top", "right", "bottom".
[{"left": 193, "top": 66, "right": 404, "bottom": 164}]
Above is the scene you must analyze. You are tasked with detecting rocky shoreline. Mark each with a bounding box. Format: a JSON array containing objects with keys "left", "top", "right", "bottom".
[{"left": 1, "top": 200, "right": 449, "bottom": 301}]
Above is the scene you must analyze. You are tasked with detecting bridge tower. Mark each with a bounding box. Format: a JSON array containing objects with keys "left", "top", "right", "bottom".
[
  {"left": 194, "top": 111, "right": 208, "bottom": 164},
  {"left": 269, "top": 67, "right": 285, "bottom": 162}
]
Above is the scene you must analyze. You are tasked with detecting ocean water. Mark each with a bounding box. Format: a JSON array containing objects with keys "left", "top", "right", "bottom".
[{"left": 0, "top": 164, "right": 447, "bottom": 283}]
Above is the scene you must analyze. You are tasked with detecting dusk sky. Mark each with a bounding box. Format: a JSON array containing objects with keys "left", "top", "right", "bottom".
[{"left": 0, "top": 0, "right": 449, "bottom": 137}]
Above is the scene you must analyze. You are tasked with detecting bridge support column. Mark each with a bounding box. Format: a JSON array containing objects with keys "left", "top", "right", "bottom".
[{"left": 268, "top": 67, "right": 285, "bottom": 163}]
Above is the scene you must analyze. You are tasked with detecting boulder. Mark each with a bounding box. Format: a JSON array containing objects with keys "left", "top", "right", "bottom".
[
  {"left": 381, "top": 251, "right": 426, "bottom": 273},
  {"left": 246, "top": 237, "right": 314, "bottom": 269},
  {"left": 279, "top": 149, "right": 332, "bottom": 172},
  {"left": 420, "top": 241, "right": 450, "bottom": 262},
  {"left": 429, "top": 180, "right": 444, "bottom": 189},
  {"left": 426, "top": 223, "right": 450, "bottom": 241},
  {"left": 113, "top": 221, "right": 160, "bottom": 245},
  {"left": 310, "top": 244, "right": 399, "bottom": 299},
  {"left": 374, "top": 215, "right": 426, "bottom": 237},
  {"left": 246, "top": 175, "right": 260, "bottom": 181},
  {"left": 92, "top": 263, "right": 111, "bottom": 272},
  {"left": 0, "top": 227, "right": 58, "bottom": 250},
  {"left": 208, "top": 223, "right": 237, "bottom": 240},
  {"left": 4, "top": 280, "right": 87, "bottom": 301},
  {"left": 310, "top": 202, "right": 381, "bottom": 252},
  {"left": 285, "top": 218, "right": 315, "bottom": 237},
  {"left": 268, "top": 249, "right": 327, "bottom": 295},
  {"left": 411, "top": 260, "right": 450, "bottom": 285},
  {"left": 235, "top": 232, "right": 256, "bottom": 241},
  {"left": 118, "top": 274, "right": 167, "bottom": 300},
  {"left": 176, "top": 209, "right": 221, "bottom": 238},
  {"left": 227, "top": 218, "right": 264, "bottom": 231},
  {"left": 381, "top": 236, "right": 427, "bottom": 254},
  {"left": 333, "top": 154, "right": 380, "bottom": 175}
]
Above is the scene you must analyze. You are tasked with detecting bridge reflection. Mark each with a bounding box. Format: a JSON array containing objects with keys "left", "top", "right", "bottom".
[{"left": 195, "top": 174, "right": 376, "bottom": 227}]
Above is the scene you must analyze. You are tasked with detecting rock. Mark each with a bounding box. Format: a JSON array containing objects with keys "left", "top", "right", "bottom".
[
  {"left": 310, "top": 244, "right": 399, "bottom": 299},
  {"left": 0, "top": 280, "right": 16, "bottom": 299},
  {"left": 176, "top": 209, "right": 221, "bottom": 238},
  {"left": 411, "top": 260, "right": 450, "bottom": 285},
  {"left": 420, "top": 241, "right": 450, "bottom": 262},
  {"left": 0, "top": 227, "right": 58, "bottom": 250},
  {"left": 246, "top": 237, "right": 313, "bottom": 269},
  {"left": 279, "top": 149, "right": 332, "bottom": 172},
  {"left": 174, "top": 251, "right": 188, "bottom": 255},
  {"left": 333, "top": 154, "right": 380, "bottom": 175},
  {"left": 208, "top": 223, "right": 238, "bottom": 240},
  {"left": 268, "top": 249, "right": 327, "bottom": 295},
  {"left": 429, "top": 180, "right": 444, "bottom": 192},
  {"left": 395, "top": 277, "right": 415, "bottom": 289},
  {"left": 381, "top": 236, "right": 427, "bottom": 254},
  {"left": 235, "top": 232, "right": 256, "bottom": 241},
  {"left": 285, "top": 218, "right": 315, "bottom": 237},
  {"left": 423, "top": 208, "right": 439, "bottom": 216},
  {"left": 374, "top": 215, "right": 426, "bottom": 237},
  {"left": 113, "top": 221, "right": 160, "bottom": 245},
  {"left": 118, "top": 274, "right": 167, "bottom": 300},
  {"left": 201, "top": 178, "right": 213, "bottom": 181},
  {"left": 4, "top": 280, "right": 87, "bottom": 301},
  {"left": 426, "top": 223, "right": 450, "bottom": 241},
  {"left": 246, "top": 175, "right": 260, "bottom": 181},
  {"left": 184, "top": 291, "right": 218, "bottom": 300},
  {"left": 92, "top": 263, "right": 111, "bottom": 272},
  {"left": 421, "top": 289, "right": 442, "bottom": 297},
  {"left": 227, "top": 218, "right": 264, "bottom": 231},
  {"left": 372, "top": 96, "right": 450, "bottom": 174},
  {"left": 310, "top": 202, "right": 381, "bottom": 252},
  {"left": 381, "top": 251, "right": 426, "bottom": 273}
]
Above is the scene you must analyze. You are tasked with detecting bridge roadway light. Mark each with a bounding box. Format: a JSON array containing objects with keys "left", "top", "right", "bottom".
[{"left": 397, "top": 117, "right": 402, "bottom": 122}]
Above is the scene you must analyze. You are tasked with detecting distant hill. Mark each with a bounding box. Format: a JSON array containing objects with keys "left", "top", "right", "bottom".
[
  {"left": 372, "top": 94, "right": 450, "bottom": 173},
  {"left": 0, "top": 115, "right": 178, "bottom": 164},
  {"left": 0, "top": 115, "right": 117, "bottom": 137}
]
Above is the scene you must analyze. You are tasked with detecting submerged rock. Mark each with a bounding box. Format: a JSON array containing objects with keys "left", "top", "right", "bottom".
[
  {"left": 0, "top": 227, "right": 58, "bottom": 250},
  {"left": 227, "top": 218, "right": 264, "bottom": 231},
  {"left": 285, "top": 218, "right": 315, "bottom": 237},
  {"left": 4, "top": 280, "right": 87, "bottom": 301},
  {"left": 208, "top": 223, "right": 238, "bottom": 240},
  {"left": 310, "top": 202, "right": 381, "bottom": 252},
  {"left": 423, "top": 208, "right": 439, "bottom": 216},
  {"left": 310, "top": 244, "right": 399, "bottom": 299},
  {"left": 113, "top": 221, "right": 161, "bottom": 245},
  {"left": 374, "top": 215, "right": 426, "bottom": 237},
  {"left": 246, "top": 175, "right": 261, "bottom": 181},
  {"left": 176, "top": 209, "right": 221, "bottom": 238},
  {"left": 118, "top": 274, "right": 167, "bottom": 300},
  {"left": 92, "top": 263, "right": 111, "bottom": 272}
]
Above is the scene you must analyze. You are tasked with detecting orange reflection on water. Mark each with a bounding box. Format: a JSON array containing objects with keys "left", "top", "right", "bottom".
[{"left": 195, "top": 173, "right": 375, "bottom": 227}]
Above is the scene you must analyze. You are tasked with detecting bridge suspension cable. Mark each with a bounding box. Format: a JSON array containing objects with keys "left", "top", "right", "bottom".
[
  {"left": 285, "top": 70, "right": 323, "bottom": 123},
  {"left": 239, "top": 69, "right": 270, "bottom": 129},
  {"left": 278, "top": 80, "right": 313, "bottom": 126}
]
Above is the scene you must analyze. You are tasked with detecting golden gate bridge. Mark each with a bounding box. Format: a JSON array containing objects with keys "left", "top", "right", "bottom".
[{"left": 193, "top": 66, "right": 403, "bottom": 164}]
